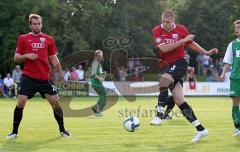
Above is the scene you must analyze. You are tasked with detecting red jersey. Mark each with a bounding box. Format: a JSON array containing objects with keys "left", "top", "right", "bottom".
[
  {"left": 152, "top": 24, "right": 192, "bottom": 64},
  {"left": 15, "top": 32, "right": 57, "bottom": 80}
]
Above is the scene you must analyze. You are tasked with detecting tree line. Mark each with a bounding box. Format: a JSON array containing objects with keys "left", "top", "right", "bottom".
[{"left": 0, "top": 0, "right": 239, "bottom": 74}]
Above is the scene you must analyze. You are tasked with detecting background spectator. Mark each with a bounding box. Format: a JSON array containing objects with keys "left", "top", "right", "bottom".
[
  {"left": 76, "top": 64, "right": 85, "bottom": 81},
  {"left": 0, "top": 74, "right": 3, "bottom": 96},
  {"left": 63, "top": 67, "right": 71, "bottom": 82},
  {"left": 131, "top": 67, "right": 142, "bottom": 81},
  {"left": 118, "top": 65, "right": 128, "bottom": 81},
  {"left": 70, "top": 67, "right": 78, "bottom": 81},
  {"left": 3, "top": 73, "right": 15, "bottom": 98},
  {"left": 12, "top": 65, "right": 22, "bottom": 94},
  {"left": 128, "top": 57, "right": 134, "bottom": 73},
  {"left": 202, "top": 55, "right": 212, "bottom": 76}
]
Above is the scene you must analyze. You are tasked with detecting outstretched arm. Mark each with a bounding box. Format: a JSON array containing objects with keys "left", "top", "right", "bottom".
[{"left": 188, "top": 42, "right": 218, "bottom": 55}]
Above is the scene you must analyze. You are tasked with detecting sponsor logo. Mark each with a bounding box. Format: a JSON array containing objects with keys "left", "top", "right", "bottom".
[
  {"left": 172, "top": 34, "right": 178, "bottom": 39},
  {"left": 156, "top": 38, "right": 161, "bottom": 43},
  {"left": 164, "top": 38, "right": 175, "bottom": 44},
  {"left": 236, "top": 50, "right": 240, "bottom": 57},
  {"left": 40, "top": 37, "right": 45, "bottom": 43},
  {"left": 31, "top": 43, "right": 45, "bottom": 49}
]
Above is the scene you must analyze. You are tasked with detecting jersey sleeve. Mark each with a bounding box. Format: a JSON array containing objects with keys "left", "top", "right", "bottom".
[
  {"left": 182, "top": 26, "right": 193, "bottom": 46},
  {"left": 48, "top": 37, "right": 58, "bottom": 56},
  {"left": 223, "top": 42, "right": 233, "bottom": 65},
  {"left": 152, "top": 28, "right": 164, "bottom": 46},
  {"left": 15, "top": 36, "right": 24, "bottom": 55}
]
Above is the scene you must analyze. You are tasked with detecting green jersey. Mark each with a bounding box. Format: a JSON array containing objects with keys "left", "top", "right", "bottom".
[
  {"left": 223, "top": 38, "right": 240, "bottom": 80},
  {"left": 90, "top": 59, "right": 103, "bottom": 84}
]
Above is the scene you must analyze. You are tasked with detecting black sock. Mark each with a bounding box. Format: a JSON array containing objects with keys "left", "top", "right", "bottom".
[
  {"left": 158, "top": 87, "right": 168, "bottom": 107},
  {"left": 53, "top": 107, "right": 65, "bottom": 132},
  {"left": 178, "top": 102, "right": 205, "bottom": 131},
  {"left": 164, "top": 96, "right": 175, "bottom": 116},
  {"left": 12, "top": 106, "right": 24, "bottom": 134}
]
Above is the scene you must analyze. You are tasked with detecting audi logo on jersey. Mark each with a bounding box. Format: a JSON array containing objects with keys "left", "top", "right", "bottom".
[
  {"left": 164, "top": 39, "right": 176, "bottom": 44},
  {"left": 31, "top": 43, "right": 45, "bottom": 49}
]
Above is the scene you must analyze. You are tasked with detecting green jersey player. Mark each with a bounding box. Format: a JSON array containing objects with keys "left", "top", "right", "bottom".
[
  {"left": 91, "top": 50, "right": 107, "bottom": 116},
  {"left": 220, "top": 20, "right": 240, "bottom": 136}
]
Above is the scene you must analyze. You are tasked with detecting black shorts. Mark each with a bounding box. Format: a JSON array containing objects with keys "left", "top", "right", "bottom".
[
  {"left": 164, "top": 58, "right": 188, "bottom": 86},
  {"left": 18, "top": 75, "right": 57, "bottom": 99}
]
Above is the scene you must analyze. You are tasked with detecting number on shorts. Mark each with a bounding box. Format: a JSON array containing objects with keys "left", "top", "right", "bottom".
[
  {"left": 52, "top": 85, "right": 57, "bottom": 92},
  {"left": 170, "top": 65, "right": 176, "bottom": 71}
]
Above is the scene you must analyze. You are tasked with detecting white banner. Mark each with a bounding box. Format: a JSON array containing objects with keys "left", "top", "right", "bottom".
[{"left": 89, "top": 81, "right": 230, "bottom": 96}]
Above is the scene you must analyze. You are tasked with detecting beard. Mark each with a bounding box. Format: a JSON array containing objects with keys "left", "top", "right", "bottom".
[{"left": 32, "top": 28, "right": 41, "bottom": 34}]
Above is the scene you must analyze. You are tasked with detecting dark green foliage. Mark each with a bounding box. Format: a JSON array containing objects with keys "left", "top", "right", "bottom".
[{"left": 0, "top": 0, "right": 239, "bottom": 75}]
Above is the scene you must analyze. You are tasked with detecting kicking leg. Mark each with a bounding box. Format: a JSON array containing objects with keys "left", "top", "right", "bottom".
[{"left": 172, "top": 82, "right": 208, "bottom": 142}]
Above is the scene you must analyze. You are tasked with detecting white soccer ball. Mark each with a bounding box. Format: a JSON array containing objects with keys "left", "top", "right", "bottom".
[{"left": 123, "top": 116, "right": 140, "bottom": 132}]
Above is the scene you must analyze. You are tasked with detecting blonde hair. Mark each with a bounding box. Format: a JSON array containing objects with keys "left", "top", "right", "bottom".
[
  {"left": 234, "top": 20, "right": 240, "bottom": 25},
  {"left": 94, "top": 50, "right": 103, "bottom": 56},
  {"left": 162, "top": 10, "right": 175, "bottom": 19},
  {"left": 29, "top": 14, "right": 42, "bottom": 24}
]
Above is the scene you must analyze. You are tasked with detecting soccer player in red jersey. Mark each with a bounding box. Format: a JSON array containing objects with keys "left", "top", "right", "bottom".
[
  {"left": 7, "top": 14, "right": 70, "bottom": 138},
  {"left": 150, "top": 10, "right": 218, "bottom": 142}
]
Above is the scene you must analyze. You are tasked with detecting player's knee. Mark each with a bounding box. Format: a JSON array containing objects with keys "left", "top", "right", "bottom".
[
  {"left": 17, "top": 96, "right": 27, "bottom": 108},
  {"left": 159, "top": 77, "right": 173, "bottom": 89},
  {"left": 48, "top": 96, "right": 60, "bottom": 108},
  {"left": 232, "top": 97, "right": 240, "bottom": 105},
  {"left": 174, "top": 100, "right": 184, "bottom": 106}
]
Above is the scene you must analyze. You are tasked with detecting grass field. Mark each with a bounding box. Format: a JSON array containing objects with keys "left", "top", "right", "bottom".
[{"left": 0, "top": 97, "right": 239, "bottom": 152}]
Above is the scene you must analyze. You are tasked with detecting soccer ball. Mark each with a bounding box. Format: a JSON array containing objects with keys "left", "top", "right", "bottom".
[{"left": 123, "top": 116, "right": 140, "bottom": 132}]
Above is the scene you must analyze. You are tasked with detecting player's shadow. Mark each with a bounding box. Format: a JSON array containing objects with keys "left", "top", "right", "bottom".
[{"left": 0, "top": 136, "right": 62, "bottom": 152}]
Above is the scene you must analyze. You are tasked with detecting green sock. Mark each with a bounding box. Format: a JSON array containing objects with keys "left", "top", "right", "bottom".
[{"left": 232, "top": 106, "right": 240, "bottom": 129}]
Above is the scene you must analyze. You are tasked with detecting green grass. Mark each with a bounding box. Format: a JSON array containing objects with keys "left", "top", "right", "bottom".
[{"left": 0, "top": 97, "right": 239, "bottom": 152}]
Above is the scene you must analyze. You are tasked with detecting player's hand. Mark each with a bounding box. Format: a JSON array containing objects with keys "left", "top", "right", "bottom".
[
  {"left": 219, "top": 73, "right": 225, "bottom": 81},
  {"left": 26, "top": 53, "right": 38, "bottom": 60},
  {"left": 102, "top": 71, "right": 107, "bottom": 80},
  {"left": 183, "top": 35, "right": 195, "bottom": 43},
  {"left": 207, "top": 48, "right": 218, "bottom": 56},
  {"left": 187, "top": 67, "right": 195, "bottom": 73}
]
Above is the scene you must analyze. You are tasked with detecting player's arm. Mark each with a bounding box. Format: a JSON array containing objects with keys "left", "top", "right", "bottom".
[
  {"left": 49, "top": 55, "right": 63, "bottom": 81},
  {"left": 14, "top": 35, "right": 39, "bottom": 63},
  {"left": 220, "top": 64, "right": 231, "bottom": 81},
  {"left": 219, "top": 42, "right": 232, "bottom": 81},
  {"left": 188, "top": 42, "right": 218, "bottom": 55},
  {"left": 158, "top": 35, "right": 195, "bottom": 53},
  {"left": 14, "top": 53, "right": 38, "bottom": 63}
]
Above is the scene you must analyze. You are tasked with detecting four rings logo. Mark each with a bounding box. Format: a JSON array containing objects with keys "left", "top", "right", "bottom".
[
  {"left": 31, "top": 43, "right": 45, "bottom": 49},
  {"left": 164, "top": 38, "right": 176, "bottom": 44}
]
